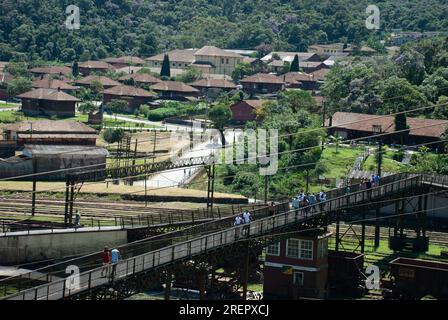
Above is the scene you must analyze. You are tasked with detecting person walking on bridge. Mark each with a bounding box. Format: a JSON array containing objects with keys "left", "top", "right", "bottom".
[
  {"left": 268, "top": 202, "right": 276, "bottom": 216},
  {"left": 101, "top": 247, "right": 111, "bottom": 278},
  {"left": 109, "top": 248, "right": 121, "bottom": 281},
  {"left": 243, "top": 210, "right": 251, "bottom": 224},
  {"left": 74, "top": 210, "right": 81, "bottom": 227}
]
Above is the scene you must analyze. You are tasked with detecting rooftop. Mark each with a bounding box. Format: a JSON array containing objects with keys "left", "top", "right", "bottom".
[
  {"left": 30, "top": 66, "right": 72, "bottom": 75},
  {"left": 119, "top": 73, "right": 161, "bottom": 84},
  {"left": 103, "top": 85, "right": 155, "bottom": 97},
  {"left": 190, "top": 78, "right": 237, "bottom": 89},
  {"left": 33, "top": 77, "right": 78, "bottom": 91},
  {"left": 330, "top": 112, "right": 448, "bottom": 138},
  {"left": 240, "top": 73, "right": 283, "bottom": 84},
  {"left": 23, "top": 144, "right": 109, "bottom": 156},
  {"left": 4, "top": 120, "right": 97, "bottom": 134},
  {"left": 78, "top": 60, "right": 113, "bottom": 70},
  {"left": 261, "top": 52, "right": 318, "bottom": 62},
  {"left": 195, "top": 46, "right": 243, "bottom": 58},
  {"left": 146, "top": 49, "right": 197, "bottom": 63},
  {"left": 75, "top": 75, "right": 121, "bottom": 87},
  {"left": 17, "top": 88, "right": 80, "bottom": 102},
  {"left": 102, "top": 56, "right": 146, "bottom": 65},
  {"left": 152, "top": 81, "right": 199, "bottom": 93}
]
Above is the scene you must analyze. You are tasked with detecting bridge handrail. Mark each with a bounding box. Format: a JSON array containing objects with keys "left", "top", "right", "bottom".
[{"left": 4, "top": 174, "right": 422, "bottom": 300}]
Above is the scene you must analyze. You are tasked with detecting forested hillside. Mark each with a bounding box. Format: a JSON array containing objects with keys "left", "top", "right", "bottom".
[{"left": 1, "top": 0, "right": 448, "bottom": 62}]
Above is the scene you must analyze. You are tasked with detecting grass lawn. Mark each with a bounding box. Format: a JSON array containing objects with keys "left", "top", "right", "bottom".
[
  {"left": 0, "top": 102, "right": 19, "bottom": 109},
  {"left": 361, "top": 150, "right": 407, "bottom": 173},
  {"left": 319, "top": 146, "right": 364, "bottom": 180}
]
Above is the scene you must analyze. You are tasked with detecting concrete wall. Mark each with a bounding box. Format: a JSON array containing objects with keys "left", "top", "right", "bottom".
[{"left": 0, "top": 229, "right": 127, "bottom": 265}]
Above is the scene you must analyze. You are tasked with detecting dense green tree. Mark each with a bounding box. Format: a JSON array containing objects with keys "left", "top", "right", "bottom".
[
  {"left": 108, "top": 99, "right": 128, "bottom": 114},
  {"left": 78, "top": 102, "right": 96, "bottom": 114},
  {"left": 208, "top": 103, "right": 231, "bottom": 147},
  {"left": 7, "top": 77, "right": 32, "bottom": 96},
  {"left": 72, "top": 61, "right": 79, "bottom": 77}
]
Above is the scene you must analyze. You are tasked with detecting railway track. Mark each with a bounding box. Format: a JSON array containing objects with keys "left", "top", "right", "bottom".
[{"left": 0, "top": 196, "right": 261, "bottom": 222}]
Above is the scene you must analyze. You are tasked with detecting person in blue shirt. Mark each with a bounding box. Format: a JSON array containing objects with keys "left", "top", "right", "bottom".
[{"left": 109, "top": 248, "right": 121, "bottom": 280}]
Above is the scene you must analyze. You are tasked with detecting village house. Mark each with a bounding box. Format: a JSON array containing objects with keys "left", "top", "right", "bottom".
[
  {"left": 146, "top": 49, "right": 197, "bottom": 69},
  {"left": 29, "top": 66, "right": 72, "bottom": 77},
  {"left": 192, "top": 46, "right": 244, "bottom": 76},
  {"left": 146, "top": 46, "right": 246, "bottom": 77},
  {"left": 118, "top": 73, "right": 161, "bottom": 87},
  {"left": 102, "top": 56, "right": 146, "bottom": 69},
  {"left": 261, "top": 52, "right": 322, "bottom": 73},
  {"left": 190, "top": 78, "right": 237, "bottom": 95},
  {"left": 151, "top": 81, "right": 199, "bottom": 101},
  {"left": 75, "top": 75, "right": 121, "bottom": 90},
  {"left": 282, "top": 72, "right": 318, "bottom": 91},
  {"left": 103, "top": 85, "right": 155, "bottom": 112},
  {"left": 2, "top": 120, "right": 99, "bottom": 147},
  {"left": 229, "top": 99, "right": 266, "bottom": 123},
  {"left": 300, "top": 61, "right": 326, "bottom": 73},
  {"left": 78, "top": 61, "right": 113, "bottom": 76},
  {"left": 263, "top": 231, "right": 331, "bottom": 300},
  {"left": 240, "top": 73, "right": 283, "bottom": 95},
  {"left": 18, "top": 88, "right": 80, "bottom": 117},
  {"left": 328, "top": 111, "right": 448, "bottom": 147}
]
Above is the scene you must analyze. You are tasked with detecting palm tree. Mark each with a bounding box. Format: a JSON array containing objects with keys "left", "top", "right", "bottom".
[{"left": 329, "top": 135, "right": 343, "bottom": 153}]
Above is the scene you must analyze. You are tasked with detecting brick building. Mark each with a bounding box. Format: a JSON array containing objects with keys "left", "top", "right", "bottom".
[
  {"left": 240, "top": 73, "right": 283, "bottom": 95},
  {"left": 229, "top": 99, "right": 266, "bottom": 122}
]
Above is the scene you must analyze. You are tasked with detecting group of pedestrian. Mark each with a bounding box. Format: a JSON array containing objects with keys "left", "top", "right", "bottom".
[
  {"left": 291, "top": 190, "right": 327, "bottom": 212},
  {"left": 361, "top": 174, "right": 381, "bottom": 189},
  {"left": 101, "top": 247, "right": 121, "bottom": 280},
  {"left": 234, "top": 210, "right": 252, "bottom": 226}
]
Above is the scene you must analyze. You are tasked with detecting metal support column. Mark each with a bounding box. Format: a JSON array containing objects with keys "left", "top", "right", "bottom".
[{"left": 64, "top": 179, "right": 70, "bottom": 225}]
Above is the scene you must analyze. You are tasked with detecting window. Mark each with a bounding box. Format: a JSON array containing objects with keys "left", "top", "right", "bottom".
[
  {"left": 266, "top": 242, "right": 280, "bottom": 256},
  {"left": 226, "top": 58, "right": 229, "bottom": 64},
  {"left": 317, "top": 239, "right": 328, "bottom": 259},
  {"left": 293, "top": 272, "right": 304, "bottom": 286},
  {"left": 221, "top": 58, "right": 225, "bottom": 64},
  {"left": 286, "top": 239, "right": 300, "bottom": 258},
  {"left": 300, "top": 240, "right": 313, "bottom": 260},
  {"left": 154, "top": 62, "right": 158, "bottom": 66},
  {"left": 286, "top": 239, "right": 313, "bottom": 260}
]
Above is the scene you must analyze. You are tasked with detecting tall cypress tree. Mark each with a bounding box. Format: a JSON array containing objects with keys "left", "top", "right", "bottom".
[
  {"left": 395, "top": 113, "right": 409, "bottom": 145},
  {"left": 160, "top": 54, "right": 171, "bottom": 78},
  {"left": 290, "top": 54, "right": 300, "bottom": 72},
  {"left": 72, "top": 61, "right": 79, "bottom": 77}
]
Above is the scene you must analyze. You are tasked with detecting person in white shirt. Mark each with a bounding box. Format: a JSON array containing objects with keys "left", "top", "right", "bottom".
[
  {"left": 234, "top": 215, "right": 242, "bottom": 226},
  {"left": 243, "top": 211, "right": 251, "bottom": 224}
]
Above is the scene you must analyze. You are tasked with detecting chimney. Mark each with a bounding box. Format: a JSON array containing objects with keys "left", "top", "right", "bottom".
[{"left": 57, "top": 87, "right": 61, "bottom": 92}]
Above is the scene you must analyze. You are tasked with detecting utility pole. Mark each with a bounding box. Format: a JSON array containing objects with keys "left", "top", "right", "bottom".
[
  {"left": 264, "top": 175, "right": 268, "bottom": 204},
  {"left": 152, "top": 130, "right": 157, "bottom": 163},
  {"left": 31, "top": 158, "right": 37, "bottom": 216},
  {"left": 373, "top": 125, "right": 382, "bottom": 248}
]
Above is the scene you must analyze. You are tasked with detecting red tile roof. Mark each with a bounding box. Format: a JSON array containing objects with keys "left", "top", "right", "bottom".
[
  {"left": 119, "top": 73, "right": 161, "bottom": 85},
  {"left": 103, "top": 85, "right": 155, "bottom": 97},
  {"left": 76, "top": 76, "right": 121, "bottom": 87},
  {"left": 331, "top": 112, "right": 448, "bottom": 138},
  {"left": 30, "top": 66, "right": 72, "bottom": 75},
  {"left": 152, "top": 81, "right": 199, "bottom": 93},
  {"left": 191, "top": 78, "right": 237, "bottom": 89},
  {"left": 78, "top": 61, "right": 113, "bottom": 70},
  {"left": 282, "top": 72, "right": 317, "bottom": 83},
  {"left": 33, "top": 78, "right": 77, "bottom": 90},
  {"left": 17, "top": 88, "right": 80, "bottom": 101},
  {"left": 240, "top": 73, "right": 283, "bottom": 84}
]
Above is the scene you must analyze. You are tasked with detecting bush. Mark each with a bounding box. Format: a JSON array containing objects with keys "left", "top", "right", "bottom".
[
  {"left": 147, "top": 107, "right": 178, "bottom": 121},
  {"left": 102, "top": 128, "right": 125, "bottom": 143}
]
